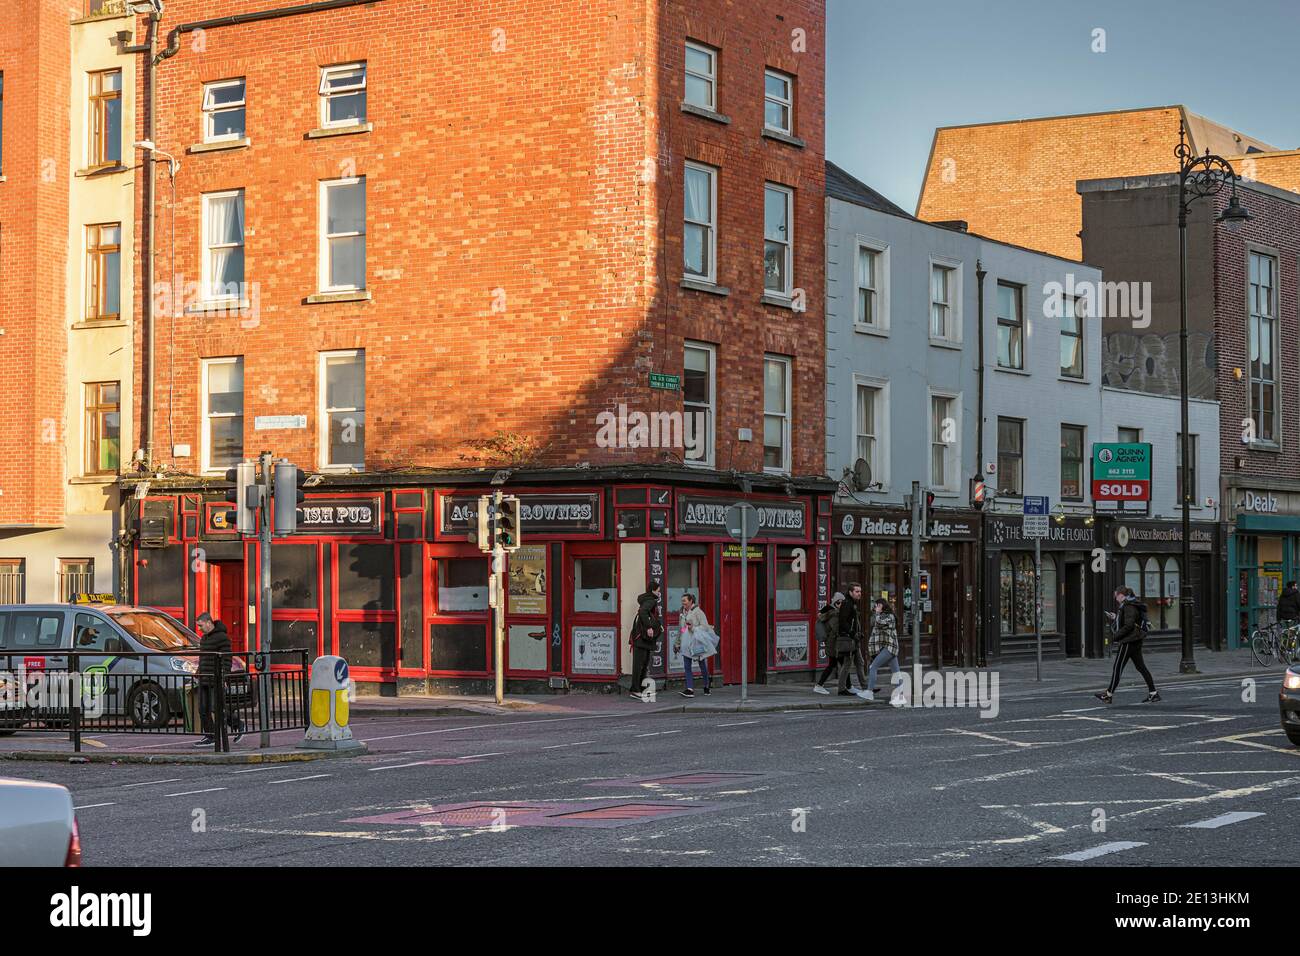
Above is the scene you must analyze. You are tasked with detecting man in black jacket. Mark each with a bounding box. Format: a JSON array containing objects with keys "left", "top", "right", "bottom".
[
  {"left": 1096, "top": 587, "right": 1159, "bottom": 704},
  {"left": 1278, "top": 582, "right": 1300, "bottom": 624},
  {"left": 628, "top": 581, "right": 662, "bottom": 701},
  {"left": 195, "top": 612, "right": 244, "bottom": 745}
]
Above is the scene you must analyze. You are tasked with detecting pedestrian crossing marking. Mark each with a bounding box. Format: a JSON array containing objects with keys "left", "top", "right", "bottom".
[
  {"left": 1179, "top": 811, "right": 1264, "bottom": 829},
  {"left": 1053, "top": 841, "right": 1147, "bottom": 861}
]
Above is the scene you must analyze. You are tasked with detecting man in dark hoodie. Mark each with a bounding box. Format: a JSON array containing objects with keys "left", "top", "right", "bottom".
[
  {"left": 1277, "top": 582, "right": 1300, "bottom": 625},
  {"left": 1096, "top": 586, "right": 1159, "bottom": 704},
  {"left": 195, "top": 612, "right": 244, "bottom": 745},
  {"left": 628, "top": 581, "right": 662, "bottom": 702}
]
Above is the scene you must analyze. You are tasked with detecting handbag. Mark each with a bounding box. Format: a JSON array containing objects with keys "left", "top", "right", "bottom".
[{"left": 690, "top": 624, "right": 719, "bottom": 660}]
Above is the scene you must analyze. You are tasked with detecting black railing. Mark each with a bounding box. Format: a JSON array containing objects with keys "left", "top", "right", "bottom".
[{"left": 0, "top": 648, "right": 310, "bottom": 753}]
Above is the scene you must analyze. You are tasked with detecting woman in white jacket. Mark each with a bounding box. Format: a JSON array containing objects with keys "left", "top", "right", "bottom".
[{"left": 678, "top": 593, "right": 715, "bottom": 698}]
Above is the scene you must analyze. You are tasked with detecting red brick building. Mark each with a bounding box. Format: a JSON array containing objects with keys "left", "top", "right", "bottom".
[{"left": 124, "top": 0, "right": 832, "bottom": 695}]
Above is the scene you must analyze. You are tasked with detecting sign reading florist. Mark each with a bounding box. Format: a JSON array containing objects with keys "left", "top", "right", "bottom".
[{"left": 676, "top": 495, "right": 806, "bottom": 538}]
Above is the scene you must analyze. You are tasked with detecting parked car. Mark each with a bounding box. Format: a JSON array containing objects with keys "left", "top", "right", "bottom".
[
  {"left": 0, "top": 604, "right": 250, "bottom": 730},
  {"left": 0, "top": 777, "right": 80, "bottom": 866},
  {"left": 1281, "top": 666, "right": 1300, "bottom": 746}
]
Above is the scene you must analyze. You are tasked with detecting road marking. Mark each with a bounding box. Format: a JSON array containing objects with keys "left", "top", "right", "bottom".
[
  {"left": 633, "top": 731, "right": 681, "bottom": 738},
  {"left": 121, "top": 778, "right": 183, "bottom": 788},
  {"left": 1180, "top": 811, "right": 1265, "bottom": 829},
  {"left": 460, "top": 752, "right": 504, "bottom": 758},
  {"left": 229, "top": 766, "right": 276, "bottom": 774},
  {"left": 542, "top": 741, "right": 594, "bottom": 750},
  {"left": 1054, "top": 841, "right": 1147, "bottom": 862},
  {"left": 718, "top": 720, "right": 760, "bottom": 727},
  {"left": 165, "top": 788, "right": 227, "bottom": 797},
  {"left": 360, "top": 710, "right": 653, "bottom": 743},
  {"left": 74, "top": 802, "right": 115, "bottom": 810},
  {"left": 947, "top": 728, "right": 1034, "bottom": 749},
  {"left": 268, "top": 774, "right": 332, "bottom": 784}
]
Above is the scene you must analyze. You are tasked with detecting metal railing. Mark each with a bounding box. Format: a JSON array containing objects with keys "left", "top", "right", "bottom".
[
  {"left": 0, "top": 648, "right": 309, "bottom": 753},
  {"left": 57, "top": 572, "right": 96, "bottom": 602},
  {"left": 0, "top": 573, "right": 24, "bottom": 604},
  {"left": 83, "top": 0, "right": 128, "bottom": 17}
]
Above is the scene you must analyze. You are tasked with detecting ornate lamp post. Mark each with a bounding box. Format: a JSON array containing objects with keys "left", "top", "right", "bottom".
[{"left": 1175, "top": 120, "right": 1250, "bottom": 673}]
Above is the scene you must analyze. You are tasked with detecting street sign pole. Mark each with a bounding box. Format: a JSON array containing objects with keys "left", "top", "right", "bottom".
[
  {"left": 724, "top": 503, "right": 758, "bottom": 706},
  {"left": 492, "top": 490, "right": 505, "bottom": 706},
  {"left": 1034, "top": 536, "right": 1042, "bottom": 683},
  {"left": 910, "top": 481, "right": 921, "bottom": 681},
  {"left": 1020, "top": 495, "right": 1050, "bottom": 683}
]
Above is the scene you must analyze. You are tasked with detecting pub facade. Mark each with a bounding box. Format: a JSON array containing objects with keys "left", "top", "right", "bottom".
[{"left": 126, "top": 467, "right": 835, "bottom": 695}]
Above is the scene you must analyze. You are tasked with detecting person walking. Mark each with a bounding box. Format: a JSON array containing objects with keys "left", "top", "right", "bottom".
[
  {"left": 1278, "top": 581, "right": 1300, "bottom": 625},
  {"left": 194, "top": 612, "right": 244, "bottom": 746},
  {"left": 1096, "top": 586, "right": 1160, "bottom": 704},
  {"left": 677, "top": 593, "right": 715, "bottom": 698},
  {"left": 813, "top": 592, "right": 844, "bottom": 693},
  {"left": 862, "top": 598, "right": 904, "bottom": 706},
  {"left": 628, "top": 581, "right": 662, "bottom": 702}
]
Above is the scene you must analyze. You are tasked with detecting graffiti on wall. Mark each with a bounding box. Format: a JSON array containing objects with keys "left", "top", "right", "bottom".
[{"left": 1102, "top": 331, "right": 1216, "bottom": 399}]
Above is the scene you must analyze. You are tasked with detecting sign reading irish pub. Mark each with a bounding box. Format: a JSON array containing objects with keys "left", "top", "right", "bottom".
[
  {"left": 1091, "top": 442, "right": 1152, "bottom": 502},
  {"left": 676, "top": 495, "right": 807, "bottom": 539}
]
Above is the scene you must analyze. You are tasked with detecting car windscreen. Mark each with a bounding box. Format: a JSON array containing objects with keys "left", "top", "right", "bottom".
[{"left": 108, "top": 611, "right": 196, "bottom": 651}]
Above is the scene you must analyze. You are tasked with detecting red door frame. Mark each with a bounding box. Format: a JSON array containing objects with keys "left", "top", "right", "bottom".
[
  {"left": 719, "top": 558, "right": 759, "bottom": 684},
  {"left": 565, "top": 541, "right": 619, "bottom": 683}
]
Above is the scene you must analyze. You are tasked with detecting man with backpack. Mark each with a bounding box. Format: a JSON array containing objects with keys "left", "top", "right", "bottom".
[
  {"left": 628, "top": 580, "right": 662, "bottom": 702},
  {"left": 1096, "top": 586, "right": 1160, "bottom": 704}
]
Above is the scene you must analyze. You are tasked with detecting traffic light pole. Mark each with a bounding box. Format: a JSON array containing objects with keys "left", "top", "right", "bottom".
[
  {"left": 910, "top": 481, "right": 922, "bottom": 682},
  {"left": 492, "top": 489, "right": 506, "bottom": 706},
  {"left": 258, "top": 451, "right": 273, "bottom": 748}
]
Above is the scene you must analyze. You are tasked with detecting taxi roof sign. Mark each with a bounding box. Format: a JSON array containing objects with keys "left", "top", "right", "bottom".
[{"left": 73, "top": 592, "right": 116, "bottom": 605}]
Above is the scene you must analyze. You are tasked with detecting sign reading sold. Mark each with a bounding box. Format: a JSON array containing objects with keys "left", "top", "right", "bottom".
[{"left": 1091, "top": 442, "right": 1152, "bottom": 502}]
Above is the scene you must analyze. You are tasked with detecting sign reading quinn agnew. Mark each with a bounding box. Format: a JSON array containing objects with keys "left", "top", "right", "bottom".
[
  {"left": 677, "top": 495, "right": 806, "bottom": 538},
  {"left": 442, "top": 493, "right": 601, "bottom": 536},
  {"left": 1092, "top": 442, "right": 1152, "bottom": 502}
]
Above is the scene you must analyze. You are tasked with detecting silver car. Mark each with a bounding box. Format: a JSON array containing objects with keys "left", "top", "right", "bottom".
[{"left": 0, "top": 777, "right": 80, "bottom": 866}]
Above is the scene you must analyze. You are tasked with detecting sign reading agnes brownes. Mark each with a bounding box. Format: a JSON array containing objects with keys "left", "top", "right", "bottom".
[
  {"left": 676, "top": 495, "right": 807, "bottom": 538},
  {"left": 441, "top": 493, "right": 601, "bottom": 536}
]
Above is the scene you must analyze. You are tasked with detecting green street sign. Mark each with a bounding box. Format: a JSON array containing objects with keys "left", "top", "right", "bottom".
[
  {"left": 649, "top": 373, "right": 680, "bottom": 391},
  {"left": 1091, "top": 442, "right": 1152, "bottom": 502}
]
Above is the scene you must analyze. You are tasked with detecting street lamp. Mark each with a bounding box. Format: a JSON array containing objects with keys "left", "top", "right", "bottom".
[{"left": 1175, "top": 120, "right": 1250, "bottom": 673}]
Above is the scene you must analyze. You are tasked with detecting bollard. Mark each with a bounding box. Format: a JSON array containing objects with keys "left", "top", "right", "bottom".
[{"left": 301, "top": 656, "right": 362, "bottom": 751}]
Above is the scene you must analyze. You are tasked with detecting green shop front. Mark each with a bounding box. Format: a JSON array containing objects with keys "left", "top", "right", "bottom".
[{"left": 1226, "top": 484, "right": 1300, "bottom": 647}]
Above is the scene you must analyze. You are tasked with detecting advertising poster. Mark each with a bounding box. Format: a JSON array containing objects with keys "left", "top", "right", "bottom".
[
  {"left": 572, "top": 627, "right": 616, "bottom": 674},
  {"left": 508, "top": 545, "right": 547, "bottom": 615},
  {"left": 775, "top": 621, "right": 809, "bottom": 666}
]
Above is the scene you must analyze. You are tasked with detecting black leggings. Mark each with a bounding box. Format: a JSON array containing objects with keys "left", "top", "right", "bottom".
[
  {"left": 817, "top": 651, "right": 851, "bottom": 687},
  {"left": 1107, "top": 641, "right": 1155, "bottom": 695}
]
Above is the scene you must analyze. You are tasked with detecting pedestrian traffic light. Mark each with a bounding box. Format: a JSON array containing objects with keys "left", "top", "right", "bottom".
[
  {"left": 494, "top": 495, "right": 522, "bottom": 552},
  {"left": 475, "top": 495, "right": 492, "bottom": 553},
  {"left": 223, "top": 461, "right": 258, "bottom": 535},
  {"left": 272, "top": 460, "right": 307, "bottom": 535},
  {"left": 919, "top": 571, "right": 931, "bottom": 602}
]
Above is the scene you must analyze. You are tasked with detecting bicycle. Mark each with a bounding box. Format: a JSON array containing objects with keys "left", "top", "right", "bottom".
[{"left": 1251, "top": 621, "right": 1300, "bottom": 666}]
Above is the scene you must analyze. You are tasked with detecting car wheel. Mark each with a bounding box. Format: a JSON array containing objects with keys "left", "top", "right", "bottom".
[
  {"left": 1286, "top": 727, "right": 1300, "bottom": 748},
  {"left": 0, "top": 729, "right": 15, "bottom": 736},
  {"left": 128, "top": 682, "right": 171, "bottom": 729}
]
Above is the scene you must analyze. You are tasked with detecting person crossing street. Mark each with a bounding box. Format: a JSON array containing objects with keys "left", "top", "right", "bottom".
[{"left": 1096, "top": 586, "right": 1160, "bottom": 704}]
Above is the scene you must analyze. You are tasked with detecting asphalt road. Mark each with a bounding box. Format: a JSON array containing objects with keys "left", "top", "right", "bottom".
[{"left": 5, "top": 672, "right": 1298, "bottom": 867}]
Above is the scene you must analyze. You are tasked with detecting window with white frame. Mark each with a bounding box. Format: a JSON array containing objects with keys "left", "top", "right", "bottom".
[
  {"left": 202, "top": 190, "right": 245, "bottom": 301},
  {"left": 855, "top": 381, "right": 887, "bottom": 486},
  {"left": 683, "top": 162, "right": 716, "bottom": 283},
  {"left": 320, "top": 177, "right": 366, "bottom": 291},
  {"left": 202, "top": 78, "right": 246, "bottom": 142},
  {"left": 930, "top": 393, "right": 958, "bottom": 492},
  {"left": 856, "top": 243, "right": 887, "bottom": 329},
  {"left": 996, "top": 281, "right": 1024, "bottom": 369},
  {"left": 683, "top": 41, "right": 717, "bottom": 111},
  {"left": 202, "top": 357, "right": 244, "bottom": 472},
  {"left": 763, "top": 183, "right": 792, "bottom": 296},
  {"left": 1248, "top": 251, "right": 1277, "bottom": 443},
  {"left": 319, "top": 62, "right": 366, "bottom": 127},
  {"left": 763, "top": 69, "right": 792, "bottom": 134},
  {"left": 930, "top": 261, "right": 959, "bottom": 341},
  {"left": 682, "top": 341, "right": 715, "bottom": 467},
  {"left": 1060, "top": 294, "right": 1084, "bottom": 378},
  {"left": 320, "top": 350, "right": 365, "bottom": 469},
  {"left": 763, "top": 354, "right": 791, "bottom": 472}
]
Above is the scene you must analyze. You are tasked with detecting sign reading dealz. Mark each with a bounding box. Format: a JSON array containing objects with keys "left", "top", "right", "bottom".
[
  {"left": 441, "top": 493, "right": 602, "bottom": 536},
  {"left": 676, "top": 495, "right": 807, "bottom": 539}
]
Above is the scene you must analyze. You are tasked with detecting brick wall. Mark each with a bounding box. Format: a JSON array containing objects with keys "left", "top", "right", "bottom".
[
  {"left": 0, "top": 0, "right": 69, "bottom": 527},
  {"left": 1231, "top": 151, "right": 1300, "bottom": 197},
  {"left": 137, "top": 0, "right": 826, "bottom": 479}
]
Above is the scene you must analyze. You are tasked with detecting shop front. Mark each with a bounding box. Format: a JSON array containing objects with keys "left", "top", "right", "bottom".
[
  {"left": 1226, "top": 484, "right": 1300, "bottom": 648},
  {"left": 983, "top": 515, "right": 1097, "bottom": 660},
  {"left": 831, "top": 506, "right": 980, "bottom": 667},
  {"left": 1098, "top": 518, "right": 1221, "bottom": 656},
  {"left": 126, "top": 471, "right": 832, "bottom": 695}
]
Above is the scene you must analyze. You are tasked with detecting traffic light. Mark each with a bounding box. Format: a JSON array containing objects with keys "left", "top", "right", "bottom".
[
  {"left": 475, "top": 496, "right": 492, "bottom": 552},
  {"left": 223, "top": 461, "right": 258, "bottom": 535},
  {"left": 273, "top": 460, "right": 307, "bottom": 535},
  {"left": 494, "top": 495, "right": 522, "bottom": 552},
  {"left": 918, "top": 570, "right": 931, "bottom": 603},
  {"left": 920, "top": 489, "right": 935, "bottom": 531}
]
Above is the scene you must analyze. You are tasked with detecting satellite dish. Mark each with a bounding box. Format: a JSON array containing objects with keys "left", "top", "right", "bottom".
[{"left": 852, "top": 458, "right": 872, "bottom": 491}]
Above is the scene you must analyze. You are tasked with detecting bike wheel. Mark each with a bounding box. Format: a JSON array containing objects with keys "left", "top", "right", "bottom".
[
  {"left": 1252, "top": 631, "right": 1275, "bottom": 666},
  {"left": 1281, "top": 633, "right": 1300, "bottom": 666}
]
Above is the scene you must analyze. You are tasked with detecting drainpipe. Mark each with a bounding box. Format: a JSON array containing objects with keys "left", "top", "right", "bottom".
[
  {"left": 975, "top": 259, "right": 987, "bottom": 667},
  {"left": 156, "top": 0, "right": 384, "bottom": 62}
]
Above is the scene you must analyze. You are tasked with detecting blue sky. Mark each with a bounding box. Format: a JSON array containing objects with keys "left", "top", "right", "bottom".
[{"left": 827, "top": 0, "right": 1300, "bottom": 212}]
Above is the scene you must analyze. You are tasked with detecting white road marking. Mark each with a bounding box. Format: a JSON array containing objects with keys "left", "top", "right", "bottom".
[
  {"left": 360, "top": 710, "right": 650, "bottom": 743},
  {"left": 165, "top": 788, "right": 227, "bottom": 797},
  {"left": 947, "top": 728, "right": 1034, "bottom": 748},
  {"left": 121, "top": 778, "right": 183, "bottom": 788},
  {"left": 542, "top": 741, "right": 595, "bottom": 750},
  {"left": 268, "top": 774, "right": 332, "bottom": 784},
  {"left": 718, "top": 720, "right": 760, "bottom": 727},
  {"left": 633, "top": 731, "right": 681, "bottom": 738},
  {"left": 1054, "top": 841, "right": 1147, "bottom": 862},
  {"left": 1179, "top": 811, "right": 1265, "bottom": 829},
  {"left": 367, "top": 761, "right": 430, "bottom": 772},
  {"left": 74, "top": 802, "right": 115, "bottom": 810},
  {"left": 229, "top": 766, "right": 276, "bottom": 774}
]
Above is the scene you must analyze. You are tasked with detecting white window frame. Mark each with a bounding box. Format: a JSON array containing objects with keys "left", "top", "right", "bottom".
[
  {"left": 1059, "top": 293, "right": 1086, "bottom": 379},
  {"left": 201, "top": 78, "right": 246, "bottom": 143},
  {"left": 854, "top": 238, "right": 889, "bottom": 333},
  {"left": 318, "top": 177, "right": 366, "bottom": 293},
  {"left": 853, "top": 375, "right": 890, "bottom": 492},
  {"left": 683, "top": 41, "right": 717, "bottom": 111},
  {"left": 683, "top": 161, "right": 717, "bottom": 284},
  {"left": 682, "top": 341, "right": 716, "bottom": 468},
  {"left": 201, "top": 189, "right": 245, "bottom": 303},
  {"left": 319, "top": 62, "right": 367, "bottom": 128},
  {"left": 763, "top": 353, "right": 792, "bottom": 475},
  {"left": 200, "top": 356, "right": 243, "bottom": 475},
  {"left": 928, "top": 257, "right": 962, "bottom": 344},
  {"left": 319, "top": 349, "right": 365, "bottom": 472},
  {"left": 763, "top": 183, "right": 793, "bottom": 298},
  {"left": 763, "top": 68, "right": 792, "bottom": 134},
  {"left": 928, "top": 389, "right": 961, "bottom": 494}
]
